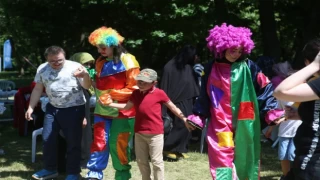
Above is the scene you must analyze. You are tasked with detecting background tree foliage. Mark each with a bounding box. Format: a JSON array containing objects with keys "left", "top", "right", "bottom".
[{"left": 0, "top": 0, "right": 320, "bottom": 72}]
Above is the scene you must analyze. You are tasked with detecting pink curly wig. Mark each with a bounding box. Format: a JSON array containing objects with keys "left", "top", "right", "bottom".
[
  {"left": 88, "top": 26, "right": 124, "bottom": 47},
  {"left": 206, "top": 23, "right": 255, "bottom": 58}
]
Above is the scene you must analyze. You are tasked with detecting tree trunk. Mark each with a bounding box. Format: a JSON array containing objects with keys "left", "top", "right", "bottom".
[{"left": 258, "top": 0, "right": 281, "bottom": 61}]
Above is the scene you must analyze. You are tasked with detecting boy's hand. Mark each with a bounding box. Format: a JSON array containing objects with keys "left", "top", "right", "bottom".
[
  {"left": 183, "top": 118, "right": 196, "bottom": 131},
  {"left": 82, "top": 118, "right": 87, "bottom": 128},
  {"left": 99, "top": 93, "right": 113, "bottom": 105}
]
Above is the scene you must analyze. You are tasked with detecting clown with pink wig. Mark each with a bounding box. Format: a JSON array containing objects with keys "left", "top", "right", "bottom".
[
  {"left": 86, "top": 26, "right": 140, "bottom": 180},
  {"left": 187, "top": 23, "right": 282, "bottom": 179}
]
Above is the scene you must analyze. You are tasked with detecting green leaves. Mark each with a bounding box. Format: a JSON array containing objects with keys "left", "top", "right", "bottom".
[
  {"left": 151, "top": 31, "right": 166, "bottom": 38},
  {"left": 171, "top": 3, "right": 196, "bottom": 18},
  {"left": 125, "top": 39, "right": 143, "bottom": 48}
]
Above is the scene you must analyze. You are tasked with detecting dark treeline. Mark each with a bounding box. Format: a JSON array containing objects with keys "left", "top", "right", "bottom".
[{"left": 0, "top": 0, "right": 320, "bottom": 72}]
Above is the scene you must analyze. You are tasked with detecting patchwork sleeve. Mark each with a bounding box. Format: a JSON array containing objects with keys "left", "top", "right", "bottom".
[{"left": 247, "top": 60, "right": 282, "bottom": 128}]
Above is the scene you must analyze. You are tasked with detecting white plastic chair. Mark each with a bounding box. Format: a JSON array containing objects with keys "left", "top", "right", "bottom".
[
  {"left": 0, "top": 80, "right": 16, "bottom": 101},
  {"left": 32, "top": 127, "right": 43, "bottom": 163}
]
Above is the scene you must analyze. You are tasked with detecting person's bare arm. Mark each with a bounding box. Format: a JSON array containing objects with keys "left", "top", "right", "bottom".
[
  {"left": 164, "top": 101, "right": 186, "bottom": 121},
  {"left": 74, "top": 66, "right": 91, "bottom": 89},
  {"left": 25, "top": 83, "right": 44, "bottom": 120},
  {"left": 164, "top": 101, "right": 194, "bottom": 131},
  {"left": 273, "top": 52, "right": 320, "bottom": 102},
  {"left": 107, "top": 101, "right": 134, "bottom": 110}
]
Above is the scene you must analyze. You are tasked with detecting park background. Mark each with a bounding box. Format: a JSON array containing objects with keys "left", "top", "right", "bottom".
[{"left": 0, "top": 0, "right": 319, "bottom": 179}]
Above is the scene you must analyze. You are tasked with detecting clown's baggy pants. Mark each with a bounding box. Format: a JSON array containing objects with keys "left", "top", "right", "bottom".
[{"left": 86, "top": 116, "right": 134, "bottom": 180}]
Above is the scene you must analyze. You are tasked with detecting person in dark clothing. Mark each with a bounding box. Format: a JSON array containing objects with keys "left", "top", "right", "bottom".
[
  {"left": 274, "top": 38, "right": 320, "bottom": 180},
  {"left": 160, "top": 45, "right": 200, "bottom": 160}
]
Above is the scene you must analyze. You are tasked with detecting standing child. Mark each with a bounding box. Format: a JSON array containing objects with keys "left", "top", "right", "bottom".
[
  {"left": 268, "top": 62, "right": 302, "bottom": 179},
  {"left": 99, "top": 68, "right": 193, "bottom": 180},
  {"left": 277, "top": 101, "right": 301, "bottom": 180}
]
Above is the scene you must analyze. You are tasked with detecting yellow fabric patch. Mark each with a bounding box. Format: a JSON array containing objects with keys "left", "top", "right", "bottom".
[
  {"left": 121, "top": 53, "right": 140, "bottom": 70},
  {"left": 217, "top": 132, "right": 234, "bottom": 147}
]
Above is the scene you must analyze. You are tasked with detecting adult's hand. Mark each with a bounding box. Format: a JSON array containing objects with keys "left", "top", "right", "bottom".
[
  {"left": 25, "top": 108, "right": 34, "bottom": 121},
  {"left": 82, "top": 118, "right": 87, "bottom": 128},
  {"left": 73, "top": 66, "right": 89, "bottom": 78}
]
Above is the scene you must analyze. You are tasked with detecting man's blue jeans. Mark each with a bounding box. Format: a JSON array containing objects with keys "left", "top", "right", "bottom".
[{"left": 42, "top": 103, "right": 85, "bottom": 174}]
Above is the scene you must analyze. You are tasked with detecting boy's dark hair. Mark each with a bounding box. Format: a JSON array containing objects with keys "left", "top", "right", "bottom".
[
  {"left": 302, "top": 38, "right": 320, "bottom": 62},
  {"left": 44, "top": 46, "right": 66, "bottom": 58}
]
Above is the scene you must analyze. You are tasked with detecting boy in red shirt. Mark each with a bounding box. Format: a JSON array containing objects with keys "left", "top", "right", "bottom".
[{"left": 99, "top": 68, "right": 193, "bottom": 180}]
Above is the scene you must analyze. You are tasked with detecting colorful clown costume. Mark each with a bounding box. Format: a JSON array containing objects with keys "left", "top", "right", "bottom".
[
  {"left": 86, "top": 53, "right": 139, "bottom": 180},
  {"left": 190, "top": 59, "right": 280, "bottom": 180}
]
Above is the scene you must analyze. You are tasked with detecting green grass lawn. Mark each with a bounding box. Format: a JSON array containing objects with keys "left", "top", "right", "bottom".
[{"left": 0, "top": 121, "right": 282, "bottom": 180}]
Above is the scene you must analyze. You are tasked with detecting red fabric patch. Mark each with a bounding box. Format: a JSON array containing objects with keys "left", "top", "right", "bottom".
[
  {"left": 90, "top": 121, "right": 107, "bottom": 152},
  {"left": 238, "top": 102, "right": 255, "bottom": 120},
  {"left": 257, "top": 72, "right": 270, "bottom": 88},
  {"left": 96, "top": 71, "right": 127, "bottom": 90}
]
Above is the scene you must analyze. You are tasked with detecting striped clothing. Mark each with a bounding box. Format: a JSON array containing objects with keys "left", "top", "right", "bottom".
[{"left": 193, "top": 63, "right": 204, "bottom": 86}]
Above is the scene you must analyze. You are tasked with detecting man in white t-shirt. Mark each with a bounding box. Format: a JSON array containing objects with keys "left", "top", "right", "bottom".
[{"left": 25, "top": 46, "right": 91, "bottom": 180}]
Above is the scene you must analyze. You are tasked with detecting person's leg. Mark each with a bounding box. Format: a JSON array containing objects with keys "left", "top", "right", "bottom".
[
  {"left": 57, "top": 133, "right": 67, "bottom": 173},
  {"left": 42, "top": 104, "right": 60, "bottom": 171},
  {"left": 287, "top": 138, "right": 296, "bottom": 162},
  {"left": 109, "top": 118, "right": 135, "bottom": 180},
  {"left": 58, "top": 105, "right": 85, "bottom": 176},
  {"left": 149, "top": 134, "right": 164, "bottom": 180},
  {"left": 278, "top": 137, "right": 291, "bottom": 176},
  {"left": 134, "top": 133, "right": 151, "bottom": 180},
  {"left": 86, "top": 116, "right": 112, "bottom": 180},
  {"left": 32, "top": 103, "right": 59, "bottom": 179}
]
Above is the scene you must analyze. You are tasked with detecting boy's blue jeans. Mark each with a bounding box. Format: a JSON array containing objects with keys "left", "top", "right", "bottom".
[{"left": 42, "top": 103, "right": 85, "bottom": 174}]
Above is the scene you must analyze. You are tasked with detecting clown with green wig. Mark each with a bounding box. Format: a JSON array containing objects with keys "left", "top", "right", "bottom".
[{"left": 86, "top": 27, "right": 140, "bottom": 180}]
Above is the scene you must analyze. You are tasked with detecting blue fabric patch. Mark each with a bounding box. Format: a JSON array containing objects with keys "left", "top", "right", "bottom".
[
  {"left": 100, "top": 60, "right": 126, "bottom": 77},
  {"left": 209, "top": 84, "right": 224, "bottom": 108}
]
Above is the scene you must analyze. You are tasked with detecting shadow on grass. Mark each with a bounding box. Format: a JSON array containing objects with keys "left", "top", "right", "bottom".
[{"left": 0, "top": 121, "right": 45, "bottom": 179}]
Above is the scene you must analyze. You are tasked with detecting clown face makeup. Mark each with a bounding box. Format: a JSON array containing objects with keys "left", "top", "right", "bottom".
[
  {"left": 225, "top": 47, "right": 243, "bottom": 62},
  {"left": 98, "top": 45, "right": 113, "bottom": 57}
]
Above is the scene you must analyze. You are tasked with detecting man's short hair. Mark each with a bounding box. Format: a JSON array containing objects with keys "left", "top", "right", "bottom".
[{"left": 44, "top": 46, "right": 66, "bottom": 59}]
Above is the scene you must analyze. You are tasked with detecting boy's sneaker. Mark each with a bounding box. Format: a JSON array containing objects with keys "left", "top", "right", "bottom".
[
  {"left": 32, "top": 169, "right": 58, "bottom": 180},
  {"left": 65, "top": 174, "right": 80, "bottom": 180}
]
